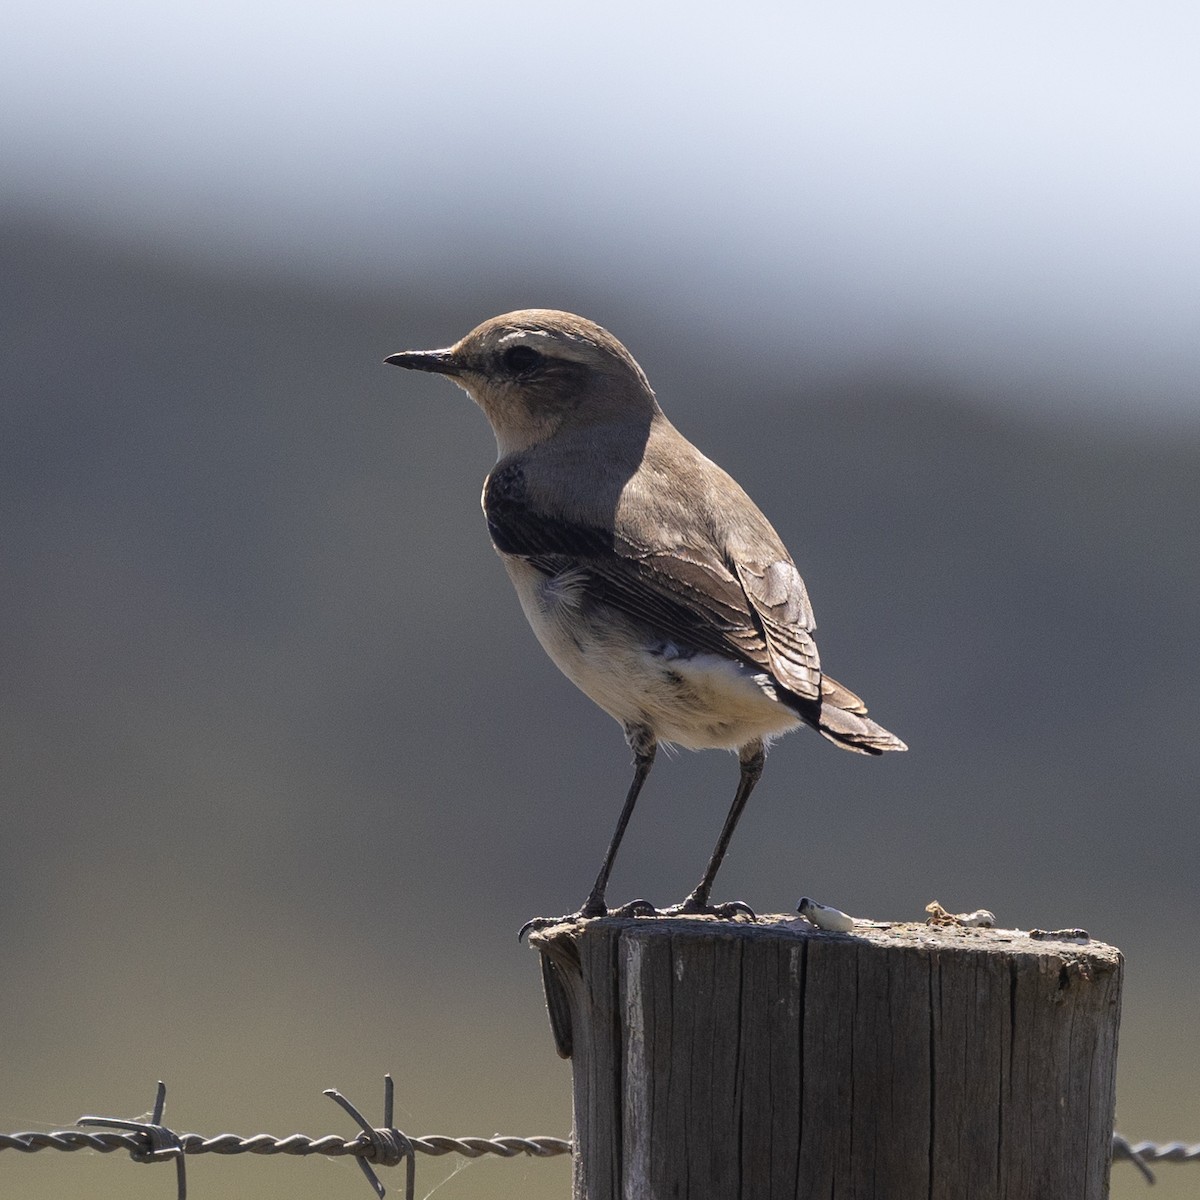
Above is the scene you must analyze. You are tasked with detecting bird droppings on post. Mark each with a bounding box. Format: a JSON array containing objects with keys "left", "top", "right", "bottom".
[
  {"left": 386, "top": 309, "right": 905, "bottom": 933},
  {"left": 796, "top": 896, "right": 856, "bottom": 932}
]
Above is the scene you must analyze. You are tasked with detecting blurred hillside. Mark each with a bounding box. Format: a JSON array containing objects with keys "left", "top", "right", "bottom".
[{"left": 2, "top": 215, "right": 1198, "bottom": 1199}]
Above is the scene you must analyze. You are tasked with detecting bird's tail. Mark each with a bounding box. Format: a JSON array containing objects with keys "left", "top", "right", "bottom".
[{"left": 812, "top": 674, "right": 907, "bottom": 755}]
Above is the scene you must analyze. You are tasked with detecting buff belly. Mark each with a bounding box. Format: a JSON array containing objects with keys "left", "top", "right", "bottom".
[{"left": 501, "top": 557, "right": 802, "bottom": 751}]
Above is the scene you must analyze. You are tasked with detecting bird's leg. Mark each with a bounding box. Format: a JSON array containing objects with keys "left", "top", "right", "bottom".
[
  {"left": 519, "top": 724, "right": 657, "bottom": 939},
  {"left": 579, "top": 724, "right": 657, "bottom": 917},
  {"left": 670, "top": 739, "right": 765, "bottom": 918}
]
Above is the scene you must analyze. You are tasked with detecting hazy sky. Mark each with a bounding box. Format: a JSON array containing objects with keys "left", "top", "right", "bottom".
[{"left": 5, "top": 1, "right": 1200, "bottom": 421}]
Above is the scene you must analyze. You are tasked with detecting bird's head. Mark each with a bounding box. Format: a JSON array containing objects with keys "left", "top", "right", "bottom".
[{"left": 385, "top": 309, "right": 659, "bottom": 456}]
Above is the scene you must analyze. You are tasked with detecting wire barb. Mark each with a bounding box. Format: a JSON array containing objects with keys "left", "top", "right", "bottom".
[
  {"left": 77, "top": 1080, "right": 188, "bottom": 1200},
  {"left": 1112, "top": 1133, "right": 1156, "bottom": 1184},
  {"left": 324, "top": 1076, "right": 416, "bottom": 1200},
  {"left": 1112, "top": 1134, "right": 1200, "bottom": 1181}
]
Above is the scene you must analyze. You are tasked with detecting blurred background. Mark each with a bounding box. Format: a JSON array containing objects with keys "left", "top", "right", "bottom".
[{"left": 3, "top": 2, "right": 1198, "bottom": 1196}]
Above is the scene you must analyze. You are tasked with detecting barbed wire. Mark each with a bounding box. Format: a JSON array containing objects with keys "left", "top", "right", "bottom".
[
  {"left": 0, "top": 1078, "right": 1193, "bottom": 1197},
  {"left": 0, "top": 1079, "right": 570, "bottom": 1200},
  {"left": 1112, "top": 1133, "right": 1200, "bottom": 1185}
]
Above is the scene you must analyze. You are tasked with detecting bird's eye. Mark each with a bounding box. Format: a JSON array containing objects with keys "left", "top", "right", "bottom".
[{"left": 501, "top": 344, "right": 542, "bottom": 375}]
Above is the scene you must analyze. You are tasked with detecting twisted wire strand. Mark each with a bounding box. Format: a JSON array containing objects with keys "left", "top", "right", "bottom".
[
  {"left": 5, "top": 1127, "right": 1197, "bottom": 1166},
  {"left": 1112, "top": 1136, "right": 1200, "bottom": 1164},
  {"left": 1, "top": 1123, "right": 1196, "bottom": 1200},
  {"left": 0, "top": 1129, "right": 572, "bottom": 1159}
]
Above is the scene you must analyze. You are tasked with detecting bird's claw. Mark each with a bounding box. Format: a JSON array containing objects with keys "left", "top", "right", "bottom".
[
  {"left": 660, "top": 896, "right": 757, "bottom": 921},
  {"left": 518, "top": 913, "right": 574, "bottom": 940},
  {"left": 520, "top": 895, "right": 757, "bottom": 939},
  {"left": 518, "top": 897, "right": 662, "bottom": 940}
]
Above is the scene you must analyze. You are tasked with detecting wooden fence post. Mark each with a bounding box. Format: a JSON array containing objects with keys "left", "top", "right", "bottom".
[{"left": 531, "top": 915, "right": 1122, "bottom": 1199}]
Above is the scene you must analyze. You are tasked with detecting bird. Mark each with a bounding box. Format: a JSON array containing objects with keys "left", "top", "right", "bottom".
[{"left": 385, "top": 310, "right": 905, "bottom": 928}]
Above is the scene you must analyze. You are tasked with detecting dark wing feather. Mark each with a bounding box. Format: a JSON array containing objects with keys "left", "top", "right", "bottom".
[
  {"left": 483, "top": 462, "right": 821, "bottom": 699},
  {"left": 734, "top": 559, "right": 821, "bottom": 700}
]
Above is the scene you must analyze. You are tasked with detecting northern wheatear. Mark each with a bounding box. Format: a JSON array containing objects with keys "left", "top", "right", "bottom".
[{"left": 386, "top": 310, "right": 905, "bottom": 927}]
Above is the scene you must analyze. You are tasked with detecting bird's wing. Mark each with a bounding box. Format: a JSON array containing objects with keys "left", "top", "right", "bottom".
[
  {"left": 483, "top": 461, "right": 822, "bottom": 700},
  {"left": 732, "top": 558, "right": 821, "bottom": 700}
]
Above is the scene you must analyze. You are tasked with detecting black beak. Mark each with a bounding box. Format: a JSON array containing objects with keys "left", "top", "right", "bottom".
[{"left": 383, "top": 348, "right": 462, "bottom": 376}]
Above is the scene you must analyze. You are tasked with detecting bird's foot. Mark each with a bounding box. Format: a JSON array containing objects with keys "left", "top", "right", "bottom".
[
  {"left": 659, "top": 894, "right": 757, "bottom": 921},
  {"left": 518, "top": 897, "right": 660, "bottom": 940},
  {"left": 518, "top": 912, "right": 579, "bottom": 940}
]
